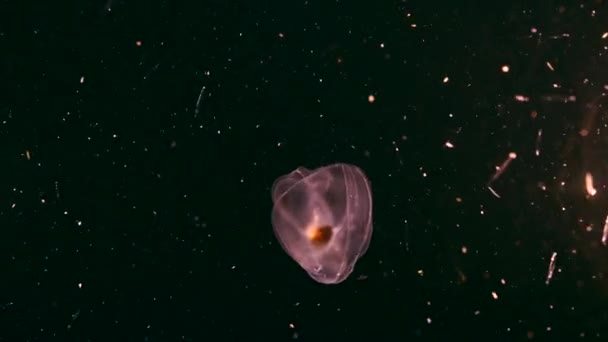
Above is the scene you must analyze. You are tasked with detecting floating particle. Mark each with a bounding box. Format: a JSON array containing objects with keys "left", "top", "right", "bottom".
[
  {"left": 602, "top": 214, "right": 608, "bottom": 246},
  {"left": 514, "top": 94, "right": 530, "bottom": 102},
  {"left": 585, "top": 172, "right": 597, "bottom": 196},
  {"left": 487, "top": 152, "right": 518, "bottom": 196},
  {"left": 195, "top": 86, "right": 206, "bottom": 115},
  {"left": 545, "top": 252, "right": 557, "bottom": 285},
  {"left": 66, "top": 309, "right": 81, "bottom": 331},
  {"left": 488, "top": 186, "right": 501, "bottom": 198},
  {"left": 367, "top": 95, "right": 375, "bottom": 103},
  {"left": 54, "top": 181, "right": 60, "bottom": 199},
  {"left": 535, "top": 129, "right": 542, "bottom": 156},
  {"left": 540, "top": 94, "right": 576, "bottom": 103},
  {"left": 501, "top": 65, "right": 510, "bottom": 73}
]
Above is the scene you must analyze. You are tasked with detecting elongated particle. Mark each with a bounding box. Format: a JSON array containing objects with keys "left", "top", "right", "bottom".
[
  {"left": 602, "top": 214, "right": 608, "bottom": 246},
  {"left": 545, "top": 252, "right": 557, "bottom": 285}
]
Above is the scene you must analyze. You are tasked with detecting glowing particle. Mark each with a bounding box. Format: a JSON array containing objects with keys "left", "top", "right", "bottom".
[
  {"left": 545, "top": 252, "right": 557, "bottom": 285},
  {"left": 443, "top": 76, "right": 449, "bottom": 83},
  {"left": 368, "top": 95, "right": 375, "bottom": 103},
  {"left": 445, "top": 141, "right": 454, "bottom": 148},
  {"left": 491, "top": 291, "right": 498, "bottom": 300},
  {"left": 514, "top": 94, "right": 529, "bottom": 102},
  {"left": 602, "top": 214, "right": 608, "bottom": 246},
  {"left": 136, "top": 40, "right": 142, "bottom": 47},
  {"left": 546, "top": 61, "right": 555, "bottom": 71},
  {"left": 603, "top": 32, "right": 608, "bottom": 39},
  {"left": 195, "top": 86, "right": 206, "bottom": 114},
  {"left": 585, "top": 172, "right": 597, "bottom": 196},
  {"left": 501, "top": 65, "right": 510, "bottom": 73}
]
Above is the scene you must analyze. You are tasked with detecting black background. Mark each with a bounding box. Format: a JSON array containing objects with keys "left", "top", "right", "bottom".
[{"left": 4, "top": 0, "right": 608, "bottom": 340}]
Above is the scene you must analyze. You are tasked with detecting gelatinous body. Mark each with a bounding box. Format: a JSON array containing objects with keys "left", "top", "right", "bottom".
[{"left": 271, "top": 163, "right": 373, "bottom": 284}]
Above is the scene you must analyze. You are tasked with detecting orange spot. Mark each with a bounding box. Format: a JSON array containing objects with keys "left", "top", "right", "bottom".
[{"left": 306, "top": 226, "right": 332, "bottom": 246}]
